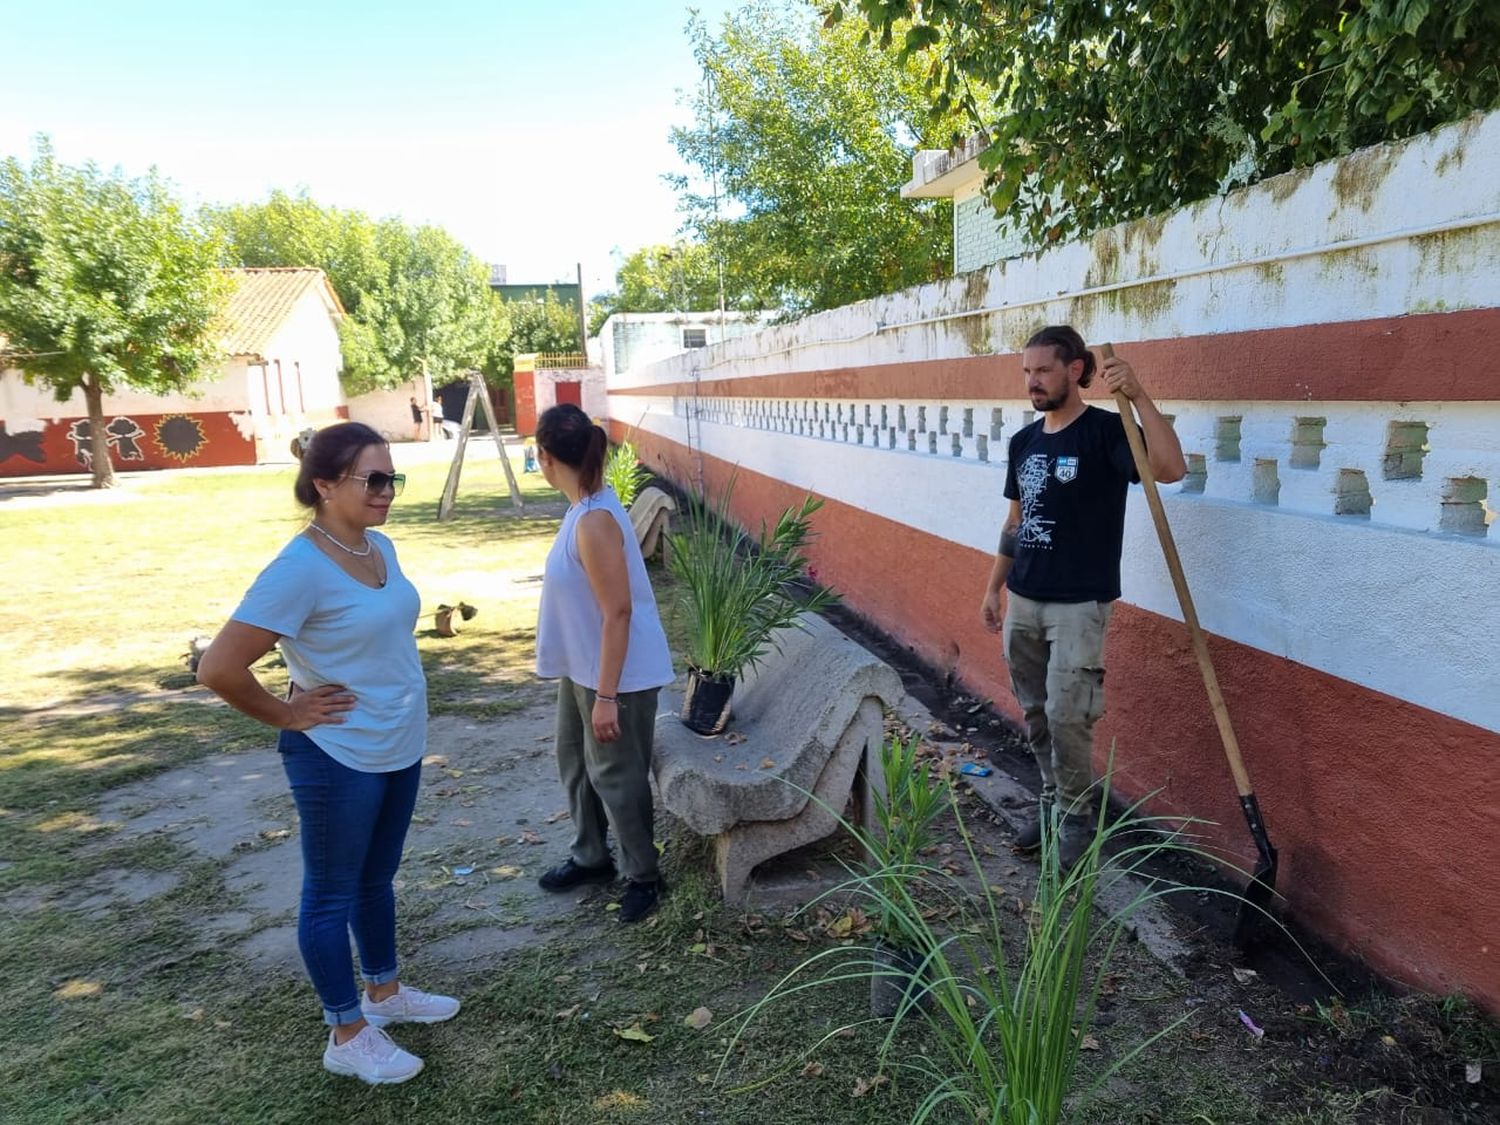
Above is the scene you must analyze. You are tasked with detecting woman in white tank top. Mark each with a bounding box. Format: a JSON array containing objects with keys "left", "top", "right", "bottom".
[{"left": 531, "top": 404, "right": 674, "bottom": 922}]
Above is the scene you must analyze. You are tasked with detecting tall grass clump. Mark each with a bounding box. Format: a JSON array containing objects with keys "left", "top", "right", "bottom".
[{"left": 724, "top": 761, "right": 1207, "bottom": 1125}]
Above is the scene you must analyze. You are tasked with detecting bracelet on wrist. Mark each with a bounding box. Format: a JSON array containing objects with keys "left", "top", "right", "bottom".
[{"left": 595, "top": 693, "right": 618, "bottom": 704}]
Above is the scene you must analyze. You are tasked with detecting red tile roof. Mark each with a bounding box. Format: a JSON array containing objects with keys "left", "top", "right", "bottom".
[{"left": 222, "top": 268, "right": 344, "bottom": 359}]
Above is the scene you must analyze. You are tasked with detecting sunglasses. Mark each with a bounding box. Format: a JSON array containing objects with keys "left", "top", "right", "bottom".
[{"left": 347, "top": 471, "right": 407, "bottom": 496}]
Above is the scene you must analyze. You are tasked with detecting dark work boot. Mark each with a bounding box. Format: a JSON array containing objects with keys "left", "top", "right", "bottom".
[
  {"left": 538, "top": 858, "right": 617, "bottom": 892},
  {"left": 617, "top": 878, "right": 666, "bottom": 923},
  {"left": 1011, "top": 800, "right": 1053, "bottom": 853},
  {"left": 1057, "top": 813, "right": 1098, "bottom": 874}
]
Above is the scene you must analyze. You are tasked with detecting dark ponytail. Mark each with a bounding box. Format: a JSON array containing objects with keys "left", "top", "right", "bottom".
[
  {"left": 1025, "top": 325, "right": 1097, "bottom": 387},
  {"left": 292, "top": 422, "right": 386, "bottom": 509},
  {"left": 536, "top": 403, "right": 608, "bottom": 495}
]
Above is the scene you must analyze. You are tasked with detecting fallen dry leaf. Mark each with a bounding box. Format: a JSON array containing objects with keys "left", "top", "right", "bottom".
[
  {"left": 520, "top": 830, "right": 543, "bottom": 845},
  {"left": 490, "top": 865, "right": 523, "bottom": 879},
  {"left": 800, "top": 1061, "right": 825, "bottom": 1077},
  {"left": 684, "top": 1007, "right": 713, "bottom": 1030},
  {"left": 1231, "top": 967, "right": 1259, "bottom": 985},
  {"left": 453, "top": 818, "right": 473, "bottom": 828},
  {"left": 851, "top": 1074, "right": 888, "bottom": 1098},
  {"left": 613, "top": 1024, "right": 655, "bottom": 1043},
  {"left": 1080, "top": 1034, "right": 1101, "bottom": 1051},
  {"left": 555, "top": 1004, "right": 581, "bottom": 1020},
  {"left": 544, "top": 809, "right": 571, "bottom": 824},
  {"left": 759, "top": 757, "right": 776, "bottom": 769}
]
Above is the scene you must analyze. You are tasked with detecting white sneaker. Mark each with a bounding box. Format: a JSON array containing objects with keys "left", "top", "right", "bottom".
[
  {"left": 322, "top": 1024, "right": 424, "bottom": 1085},
  {"left": 361, "top": 983, "right": 462, "bottom": 1027}
]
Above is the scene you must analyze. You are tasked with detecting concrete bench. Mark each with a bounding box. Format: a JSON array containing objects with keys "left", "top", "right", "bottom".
[
  {"left": 652, "top": 613, "right": 902, "bottom": 904},
  {"left": 628, "top": 486, "right": 676, "bottom": 560}
]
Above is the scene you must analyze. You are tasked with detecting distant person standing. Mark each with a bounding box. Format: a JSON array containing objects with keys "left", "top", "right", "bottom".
[
  {"left": 531, "top": 403, "right": 674, "bottom": 922},
  {"left": 197, "top": 422, "right": 459, "bottom": 1084},
  {"left": 409, "top": 396, "right": 424, "bottom": 441},
  {"left": 434, "top": 396, "right": 459, "bottom": 440}
]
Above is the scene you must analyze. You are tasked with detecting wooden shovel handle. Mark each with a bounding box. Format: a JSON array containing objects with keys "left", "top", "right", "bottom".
[{"left": 1100, "top": 343, "right": 1255, "bottom": 798}]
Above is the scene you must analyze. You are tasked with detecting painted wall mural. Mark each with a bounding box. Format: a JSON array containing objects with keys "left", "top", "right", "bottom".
[{"left": 0, "top": 411, "right": 255, "bottom": 477}]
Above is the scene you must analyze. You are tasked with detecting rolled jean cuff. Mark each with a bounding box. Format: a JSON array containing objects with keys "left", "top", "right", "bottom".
[
  {"left": 362, "top": 961, "right": 400, "bottom": 986},
  {"left": 324, "top": 999, "right": 365, "bottom": 1027}
]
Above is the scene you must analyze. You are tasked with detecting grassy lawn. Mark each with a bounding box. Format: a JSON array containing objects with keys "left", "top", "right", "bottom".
[
  {"left": 0, "top": 452, "right": 932, "bottom": 1124},
  {"left": 3, "top": 450, "right": 1495, "bottom": 1124}
]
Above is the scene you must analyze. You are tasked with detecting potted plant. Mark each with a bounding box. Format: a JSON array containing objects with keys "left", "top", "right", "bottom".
[
  {"left": 867, "top": 730, "right": 948, "bottom": 1018},
  {"left": 667, "top": 473, "right": 836, "bottom": 735},
  {"left": 604, "top": 437, "right": 651, "bottom": 509}
]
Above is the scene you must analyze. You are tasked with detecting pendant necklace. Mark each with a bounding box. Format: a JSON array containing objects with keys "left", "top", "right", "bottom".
[{"left": 309, "top": 521, "right": 373, "bottom": 557}]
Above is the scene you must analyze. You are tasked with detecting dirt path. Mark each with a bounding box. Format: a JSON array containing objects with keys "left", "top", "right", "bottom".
[{"left": 84, "top": 699, "right": 616, "bottom": 975}]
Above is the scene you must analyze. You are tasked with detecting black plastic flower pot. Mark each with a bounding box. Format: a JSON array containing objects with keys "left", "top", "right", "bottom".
[
  {"left": 869, "top": 939, "right": 932, "bottom": 1019},
  {"left": 681, "top": 668, "right": 735, "bottom": 735}
]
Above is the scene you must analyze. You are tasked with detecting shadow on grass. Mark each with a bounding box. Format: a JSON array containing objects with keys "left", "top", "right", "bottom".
[{"left": 0, "top": 700, "right": 268, "bottom": 886}]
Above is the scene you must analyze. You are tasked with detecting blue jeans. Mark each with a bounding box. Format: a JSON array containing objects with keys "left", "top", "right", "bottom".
[{"left": 278, "top": 731, "right": 422, "bottom": 1026}]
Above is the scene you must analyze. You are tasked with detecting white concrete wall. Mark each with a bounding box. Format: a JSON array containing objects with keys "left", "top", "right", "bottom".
[
  {"left": 601, "top": 313, "right": 769, "bottom": 379},
  {"left": 954, "top": 183, "right": 1031, "bottom": 272},
  {"left": 613, "top": 112, "right": 1498, "bottom": 390},
  {"left": 346, "top": 382, "right": 429, "bottom": 443},
  {"left": 610, "top": 110, "right": 1500, "bottom": 735},
  {"left": 534, "top": 366, "right": 608, "bottom": 421}
]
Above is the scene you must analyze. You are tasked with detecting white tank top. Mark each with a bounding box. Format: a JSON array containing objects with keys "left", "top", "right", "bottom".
[{"left": 535, "top": 487, "right": 675, "bottom": 693}]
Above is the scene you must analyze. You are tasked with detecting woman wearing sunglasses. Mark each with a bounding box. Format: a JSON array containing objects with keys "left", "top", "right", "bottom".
[{"left": 197, "top": 422, "right": 457, "bottom": 1085}]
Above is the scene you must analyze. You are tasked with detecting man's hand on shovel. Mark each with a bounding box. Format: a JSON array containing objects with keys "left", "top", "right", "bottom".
[{"left": 1100, "top": 353, "right": 1143, "bottom": 400}]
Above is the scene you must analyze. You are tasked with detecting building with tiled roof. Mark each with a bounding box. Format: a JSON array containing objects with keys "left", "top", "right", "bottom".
[
  {"left": 2, "top": 267, "right": 348, "bottom": 476},
  {"left": 222, "top": 268, "right": 345, "bottom": 359}
]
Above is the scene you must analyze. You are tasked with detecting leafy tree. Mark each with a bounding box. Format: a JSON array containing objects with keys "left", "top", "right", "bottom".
[
  {"left": 336, "top": 220, "right": 501, "bottom": 395},
  {"left": 0, "top": 139, "right": 230, "bottom": 487},
  {"left": 486, "top": 291, "right": 582, "bottom": 382},
  {"left": 830, "top": 0, "right": 1500, "bottom": 246},
  {"left": 212, "top": 195, "right": 504, "bottom": 395},
  {"left": 209, "top": 191, "right": 383, "bottom": 317},
  {"left": 671, "top": 1, "right": 965, "bottom": 316},
  {"left": 592, "top": 241, "right": 756, "bottom": 330}
]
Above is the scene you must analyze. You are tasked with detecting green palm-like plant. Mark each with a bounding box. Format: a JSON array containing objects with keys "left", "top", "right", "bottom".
[
  {"left": 667, "top": 472, "right": 837, "bottom": 682},
  {"left": 604, "top": 439, "right": 651, "bottom": 509}
]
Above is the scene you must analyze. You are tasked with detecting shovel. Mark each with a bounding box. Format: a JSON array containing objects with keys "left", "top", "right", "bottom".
[{"left": 1101, "top": 343, "right": 1279, "bottom": 949}]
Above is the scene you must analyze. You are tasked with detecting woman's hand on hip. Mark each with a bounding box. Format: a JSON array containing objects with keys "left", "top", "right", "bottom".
[
  {"left": 592, "top": 697, "right": 621, "bottom": 743},
  {"left": 285, "top": 684, "right": 356, "bottom": 730}
]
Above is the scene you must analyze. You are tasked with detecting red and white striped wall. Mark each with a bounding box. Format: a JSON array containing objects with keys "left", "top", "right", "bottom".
[{"left": 610, "top": 111, "right": 1500, "bottom": 1011}]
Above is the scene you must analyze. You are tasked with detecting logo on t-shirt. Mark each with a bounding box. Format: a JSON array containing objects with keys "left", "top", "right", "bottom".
[
  {"left": 1055, "top": 455, "right": 1079, "bottom": 483},
  {"left": 1017, "top": 453, "right": 1054, "bottom": 547}
]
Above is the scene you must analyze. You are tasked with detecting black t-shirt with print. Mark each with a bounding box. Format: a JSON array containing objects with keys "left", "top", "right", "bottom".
[{"left": 1002, "top": 405, "right": 1139, "bottom": 603}]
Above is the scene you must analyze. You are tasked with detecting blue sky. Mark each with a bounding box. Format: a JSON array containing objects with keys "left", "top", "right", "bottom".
[{"left": 0, "top": 0, "right": 743, "bottom": 294}]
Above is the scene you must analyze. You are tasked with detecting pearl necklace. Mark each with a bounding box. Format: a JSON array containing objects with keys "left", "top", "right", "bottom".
[{"left": 309, "top": 522, "right": 373, "bottom": 557}]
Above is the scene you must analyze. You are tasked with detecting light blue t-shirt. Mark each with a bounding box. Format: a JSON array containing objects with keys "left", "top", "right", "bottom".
[{"left": 232, "top": 531, "right": 427, "bottom": 773}]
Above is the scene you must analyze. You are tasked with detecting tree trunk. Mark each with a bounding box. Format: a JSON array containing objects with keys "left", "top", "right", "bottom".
[{"left": 83, "top": 375, "right": 114, "bottom": 489}]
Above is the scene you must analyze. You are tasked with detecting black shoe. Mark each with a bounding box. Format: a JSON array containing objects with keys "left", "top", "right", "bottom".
[
  {"left": 1057, "top": 814, "right": 1097, "bottom": 874},
  {"left": 617, "top": 878, "right": 665, "bottom": 923},
  {"left": 538, "top": 858, "right": 616, "bottom": 892},
  {"left": 1011, "top": 801, "right": 1053, "bottom": 852}
]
